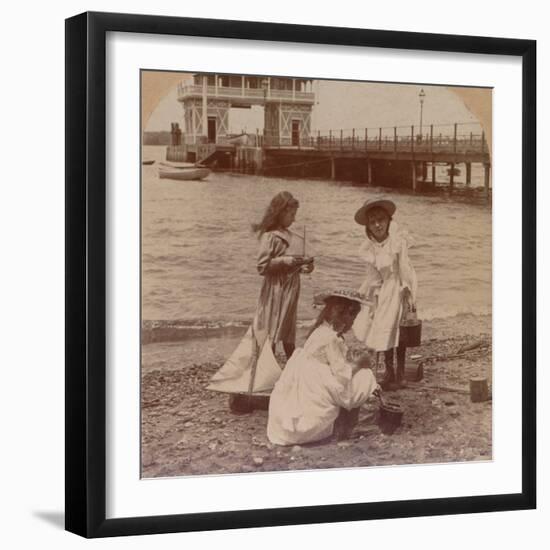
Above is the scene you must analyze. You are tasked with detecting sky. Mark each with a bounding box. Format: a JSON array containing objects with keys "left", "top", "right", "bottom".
[{"left": 145, "top": 75, "right": 482, "bottom": 136}]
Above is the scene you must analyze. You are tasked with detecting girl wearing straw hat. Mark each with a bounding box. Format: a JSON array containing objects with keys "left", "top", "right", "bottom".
[
  {"left": 267, "top": 290, "right": 380, "bottom": 445},
  {"left": 352, "top": 198, "right": 418, "bottom": 391}
]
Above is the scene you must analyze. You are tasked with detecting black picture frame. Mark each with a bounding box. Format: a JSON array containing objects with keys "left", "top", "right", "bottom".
[{"left": 65, "top": 11, "right": 536, "bottom": 538}]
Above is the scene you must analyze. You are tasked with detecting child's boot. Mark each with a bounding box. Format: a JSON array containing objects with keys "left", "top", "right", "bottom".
[
  {"left": 333, "top": 407, "right": 360, "bottom": 440},
  {"left": 395, "top": 345, "right": 407, "bottom": 389},
  {"left": 381, "top": 350, "right": 397, "bottom": 391}
]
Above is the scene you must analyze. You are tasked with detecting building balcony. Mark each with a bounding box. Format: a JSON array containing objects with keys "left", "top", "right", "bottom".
[{"left": 177, "top": 83, "right": 315, "bottom": 105}]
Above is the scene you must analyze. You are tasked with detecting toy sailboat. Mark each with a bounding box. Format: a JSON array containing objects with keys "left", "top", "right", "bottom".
[{"left": 207, "top": 325, "right": 282, "bottom": 395}]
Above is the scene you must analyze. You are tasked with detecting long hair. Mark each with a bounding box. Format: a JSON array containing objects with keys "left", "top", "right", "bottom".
[
  {"left": 252, "top": 191, "right": 299, "bottom": 237},
  {"left": 307, "top": 296, "right": 361, "bottom": 338}
]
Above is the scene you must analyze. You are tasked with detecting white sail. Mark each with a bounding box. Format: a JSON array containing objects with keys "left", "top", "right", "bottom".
[{"left": 207, "top": 327, "right": 282, "bottom": 394}]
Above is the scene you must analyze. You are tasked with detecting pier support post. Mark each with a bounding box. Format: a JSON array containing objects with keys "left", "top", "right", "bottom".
[
  {"left": 422, "top": 161, "right": 427, "bottom": 181},
  {"left": 367, "top": 160, "right": 372, "bottom": 185},
  {"left": 484, "top": 163, "right": 491, "bottom": 201},
  {"left": 330, "top": 157, "right": 336, "bottom": 180},
  {"left": 449, "top": 163, "right": 455, "bottom": 195},
  {"left": 432, "top": 164, "right": 436, "bottom": 186},
  {"left": 466, "top": 162, "right": 472, "bottom": 185},
  {"left": 411, "top": 161, "right": 417, "bottom": 192}
]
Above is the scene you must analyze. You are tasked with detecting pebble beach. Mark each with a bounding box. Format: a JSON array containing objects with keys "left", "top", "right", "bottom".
[{"left": 141, "top": 313, "right": 492, "bottom": 478}]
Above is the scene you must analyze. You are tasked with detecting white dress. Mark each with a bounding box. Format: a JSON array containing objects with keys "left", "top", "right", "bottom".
[
  {"left": 352, "top": 229, "right": 417, "bottom": 351},
  {"left": 267, "top": 323, "right": 378, "bottom": 445}
]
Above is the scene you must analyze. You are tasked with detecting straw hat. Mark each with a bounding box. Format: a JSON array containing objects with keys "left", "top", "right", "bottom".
[
  {"left": 354, "top": 197, "right": 396, "bottom": 226},
  {"left": 313, "top": 289, "right": 372, "bottom": 306}
]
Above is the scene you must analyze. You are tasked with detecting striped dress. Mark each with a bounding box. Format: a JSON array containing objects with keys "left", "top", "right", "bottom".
[{"left": 254, "top": 229, "right": 301, "bottom": 345}]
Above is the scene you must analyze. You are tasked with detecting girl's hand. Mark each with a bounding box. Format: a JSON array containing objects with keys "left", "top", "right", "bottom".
[
  {"left": 300, "top": 259, "right": 315, "bottom": 273},
  {"left": 356, "top": 353, "right": 372, "bottom": 369}
]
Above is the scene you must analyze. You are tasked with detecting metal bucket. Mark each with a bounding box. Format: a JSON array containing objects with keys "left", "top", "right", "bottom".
[
  {"left": 399, "top": 319, "right": 422, "bottom": 347},
  {"left": 378, "top": 402, "right": 404, "bottom": 434}
]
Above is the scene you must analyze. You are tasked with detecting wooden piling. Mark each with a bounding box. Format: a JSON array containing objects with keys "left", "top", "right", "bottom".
[
  {"left": 411, "top": 161, "right": 417, "bottom": 191},
  {"left": 449, "top": 163, "right": 455, "bottom": 195},
  {"left": 432, "top": 164, "right": 436, "bottom": 186},
  {"left": 484, "top": 163, "right": 491, "bottom": 201},
  {"left": 469, "top": 377, "right": 489, "bottom": 402},
  {"left": 466, "top": 162, "right": 472, "bottom": 185},
  {"left": 367, "top": 160, "right": 372, "bottom": 185}
]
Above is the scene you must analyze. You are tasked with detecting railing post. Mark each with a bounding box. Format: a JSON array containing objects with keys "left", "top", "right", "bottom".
[
  {"left": 329, "top": 129, "right": 333, "bottom": 150},
  {"left": 379, "top": 127, "right": 382, "bottom": 151},
  {"left": 481, "top": 130, "right": 486, "bottom": 152},
  {"left": 317, "top": 130, "right": 320, "bottom": 149},
  {"left": 453, "top": 123, "right": 458, "bottom": 154},
  {"left": 393, "top": 127, "right": 397, "bottom": 155},
  {"left": 340, "top": 129, "right": 343, "bottom": 151},
  {"left": 352, "top": 128, "right": 355, "bottom": 150},
  {"left": 411, "top": 125, "right": 415, "bottom": 153},
  {"left": 365, "top": 128, "right": 368, "bottom": 154},
  {"left": 430, "top": 124, "right": 433, "bottom": 155}
]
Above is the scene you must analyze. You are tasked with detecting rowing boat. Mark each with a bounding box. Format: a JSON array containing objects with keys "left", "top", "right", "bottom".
[{"left": 158, "top": 162, "right": 211, "bottom": 181}]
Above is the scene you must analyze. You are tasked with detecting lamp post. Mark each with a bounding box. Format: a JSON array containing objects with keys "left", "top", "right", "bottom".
[
  {"left": 261, "top": 78, "right": 269, "bottom": 146},
  {"left": 418, "top": 88, "right": 426, "bottom": 138}
]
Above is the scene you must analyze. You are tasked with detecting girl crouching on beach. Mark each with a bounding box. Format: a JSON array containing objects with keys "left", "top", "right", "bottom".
[
  {"left": 352, "top": 198, "right": 418, "bottom": 391},
  {"left": 267, "top": 290, "right": 380, "bottom": 445}
]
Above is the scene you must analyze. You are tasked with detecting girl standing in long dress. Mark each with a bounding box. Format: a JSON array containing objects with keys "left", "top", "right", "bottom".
[
  {"left": 253, "top": 191, "right": 314, "bottom": 359},
  {"left": 267, "top": 290, "right": 379, "bottom": 445},
  {"left": 208, "top": 191, "right": 314, "bottom": 404},
  {"left": 352, "top": 198, "right": 417, "bottom": 390}
]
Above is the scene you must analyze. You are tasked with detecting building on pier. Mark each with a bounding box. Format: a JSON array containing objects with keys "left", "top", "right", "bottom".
[{"left": 177, "top": 73, "right": 315, "bottom": 147}]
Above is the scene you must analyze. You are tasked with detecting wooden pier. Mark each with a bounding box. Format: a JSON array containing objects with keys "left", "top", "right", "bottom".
[
  {"left": 170, "top": 122, "right": 491, "bottom": 197},
  {"left": 167, "top": 73, "right": 491, "bottom": 197}
]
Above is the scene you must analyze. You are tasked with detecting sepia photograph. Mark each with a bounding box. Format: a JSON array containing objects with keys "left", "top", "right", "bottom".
[{"left": 140, "top": 70, "right": 493, "bottom": 479}]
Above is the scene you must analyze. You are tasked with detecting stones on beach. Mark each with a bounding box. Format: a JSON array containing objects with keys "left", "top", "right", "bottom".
[
  {"left": 142, "top": 451, "right": 155, "bottom": 467},
  {"left": 175, "top": 437, "right": 188, "bottom": 448},
  {"left": 141, "top": 330, "right": 492, "bottom": 478}
]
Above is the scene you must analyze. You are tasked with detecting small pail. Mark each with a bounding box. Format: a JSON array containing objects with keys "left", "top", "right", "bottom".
[
  {"left": 399, "top": 319, "right": 422, "bottom": 347},
  {"left": 378, "top": 402, "right": 404, "bottom": 434}
]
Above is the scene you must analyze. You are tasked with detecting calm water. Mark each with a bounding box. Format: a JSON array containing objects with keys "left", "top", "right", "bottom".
[{"left": 142, "top": 146, "right": 491, "bottom": 329}]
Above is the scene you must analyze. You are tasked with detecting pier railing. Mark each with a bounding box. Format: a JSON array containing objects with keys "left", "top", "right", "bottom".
[
  {"left": 262, "top": 122, "right": 488, "bottom": 155},
  {"left": 177, "top": 83, "right": 315, "bottom": 103}
]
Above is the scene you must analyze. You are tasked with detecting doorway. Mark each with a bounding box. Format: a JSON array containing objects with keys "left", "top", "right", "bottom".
[
  {"left": 208, "top": 118, "right": 217, "bottom": 143},
  {"left": 291, "top": 120, "right": 300, "bottom": 146}
]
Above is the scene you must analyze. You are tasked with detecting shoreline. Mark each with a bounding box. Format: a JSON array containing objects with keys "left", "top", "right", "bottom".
[
  {"left": 141, "top": 312, "right": 492, "bottom": 478},
  {"left": 141, "top": 312, "right": 492, "bottom": 371}
]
